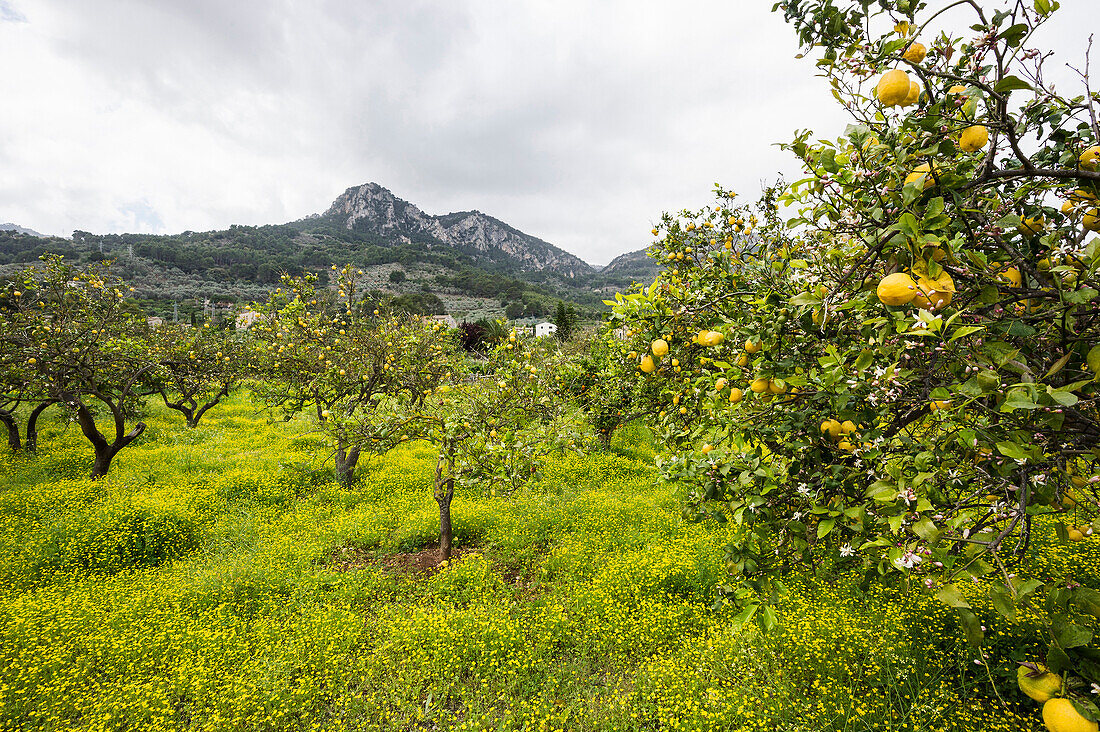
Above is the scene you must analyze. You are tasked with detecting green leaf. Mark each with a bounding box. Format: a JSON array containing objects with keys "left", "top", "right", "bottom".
[
  {"left": 989, "top": 584, "right": 1016, "bottom": 620},
  {"left": 1087, "top": 345, "right": 1100, "bottom": 374},
  {"left": 1047, "top": 388, "right": 1078, "bottom": 407},
  {"left": 817, "top": 518, "right": 836, "bottom": 539},
  {"left": 998, "top": 24, "right": 1029, "bottom": 48},
  {"left": 996, "top": 441, "right": 1030, "bottom": 459},
  {"left": 949, "top": 325, "right": 984, "bottom": 342},
  {"left": 1044, "top": 352, "right": 1072, "bottom": 379},
  {"left": 935, "top": 584, "right": 971, "bottom": 609},
  {"left": 994, "top": 75, "right": 1033, "bottom": 93},
  {"left": 1047, "top": 644, "right": 1072, "bottom": 675},
  {"left": 1054, "top": 623, "right": 1093, "bottom": 648},
  {"left": 958, "top": 608, "right": 985, "bottom": 647}
]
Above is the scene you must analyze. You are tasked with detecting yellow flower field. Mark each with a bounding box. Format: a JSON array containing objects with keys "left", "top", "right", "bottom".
[{"left": 0, "top": 394, "right": 1096, "bottom": 731}]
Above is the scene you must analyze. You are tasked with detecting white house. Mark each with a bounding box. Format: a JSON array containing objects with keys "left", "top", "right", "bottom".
[
  {"left": 534, "top": 322, "right": 558, "bottom": 338},
  {"left": 235, "top": 310, "right": 264, "bottom": 330},
  {"left": 146, "top": 316, "right": 164, "bottom": 328},
  {"left": 429, "top": 314, "right": 458, "bottom": 329}
]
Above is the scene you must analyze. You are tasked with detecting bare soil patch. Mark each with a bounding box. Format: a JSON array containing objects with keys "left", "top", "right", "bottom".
[{"left": 324, "top": 541, "right": 468, "bottom": 575}]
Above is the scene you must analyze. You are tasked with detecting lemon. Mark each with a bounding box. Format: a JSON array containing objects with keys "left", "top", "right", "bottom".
[
  {"left": 1018, "top": 665, "right": 1062, "bottom": 703},
  {"left": 930, "top": 400, "right": 952, "bottom": 411},
  {"left": 1080, "top": 145, "right": 1100, "bottom": 171},
  {"left": 736, "top": 353, "right": 750, "bottom": 366},
  {"left": 1019, "top": 216, "right": 1046, "bottom": 236},
  {"left": 876, "top": 69, "right": 911, "bottom": 106},
  {"left": 838, "top": 440, "right": 856, "bottom": 451},
  {"left": 768, "top": 379, "right": 787, "bottom": 395},
  {"left": 1042, "top": 698, "right": 1097, "bottom": 732},
  {"left": 1063, "top": 200, "right": 1079, "bottom": 215},
  {"left": 744, "top": 339, "right": 761, "bottom": 354},
  {"left": 639, "top": 355, "right": 656, "bottom": 374},
  {"left": 714, "top": 377, "right": 728, "bottom": 391},
  {"left": 905, "top": 163, "right": 936, "bottom": 189},
  {"left": 913, "top": 272, "right": 955, "bottom": 311},
  {"left": 948, "top": 84, "right": 968, "bottom": 95},
  {"left": 820, "top": 419, "right": 843, "bottom": 439},
  {"left": 903, "top": 42, "right": 926, "bottom": 63},
  {"left": 1069, "top": 528, "right": 1085, "bottom": 542},
  {"left": 999, "top": 266, "right": 1022, "bottom": 287},
  {"left": 700, "top": 331, "right": 725, "bottom": 346},
  {"left": 750, "top": 378, "right": 770, "bottom": 394},
  {"left": 701, "top": 444, "right": 713, "bottom": 455},
  {"left": 899, "top": 80, "right": 922, "bottom": 107},
  {"left": 959, "top": 125, "right": 988, "bottom": 152},
  {"left": 651, "top": 339, "right": 669, "bottom": 357},
  {"left": 877, "top": 272, "right": 918, "bottom": 306},
  {"left": 1084, "top": 208, "right": 1100, "bottom": 232},
  {"left": 729, "top": 388, "right": 743, "bottom": 405},
  {"left": 840, "top": 420, "right": 857, "bottom": 434}
]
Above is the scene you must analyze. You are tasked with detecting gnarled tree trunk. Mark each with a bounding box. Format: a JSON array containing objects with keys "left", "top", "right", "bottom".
[
  {"left": 62, "top": 392, "right": 146, "bottom": 480},
  {"left": 25, "top": 400, "right": 56, "bottom": 453},
  {"left": 334, "top": 442, "right": 361, "bottom": 487},
  {"left": 0, "top": 410, "right": 19, "bottom": 451}
]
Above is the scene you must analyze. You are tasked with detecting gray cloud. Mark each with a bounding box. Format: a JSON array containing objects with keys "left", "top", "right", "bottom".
[
  {"left": 0, "top": 1, "right": 1095, "bottom": 264},
  {"left": 0, "top": 2, "right": 25, "bottom": 23}
]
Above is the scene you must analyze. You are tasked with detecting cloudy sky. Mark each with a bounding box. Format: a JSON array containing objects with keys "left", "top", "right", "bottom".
[{"left": 0, "top": 1, "right": 1094, "bottom": 265}]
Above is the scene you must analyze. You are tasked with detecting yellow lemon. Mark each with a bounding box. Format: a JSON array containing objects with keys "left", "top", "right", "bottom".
[
  {"left": 1042, "top": 698, "right": 1097, "bottom": 732},
  {"left": 913, "top": 272, "right": 955, "bottom": 311},
  {"left": 701, "top": 444, "right": 713, "bottom": 455},
  {"left": 736, "top": 353, "right": 750, "bottom": 366},
  {"left": 639, "top": 355, "right": 656, "bottom": 374},
  {"left": 903, "top": 42, "right": 926, "bottom": 63},
  {"left": 840, "top": 420, "right": 858, "bottom": 434},
  {"left": 899, "top": 80, "right": 922, "bottom": 107},
  {"left": 750, "top": 378, "right": 770, "bottom": 394},
  {"left": 959, "top": 125, "right": 988, "bottom": 152},
  {"left": 838, "top": 439, "right": 856, "bottom": 451},
  {"left": 1017, "top": 665, "right": 1062, "bottom": 703},
  {"left": 999, "top": 266, "right": 1022, "bottom": 288},
  {"left": 714, "top": 377, "right": 728, "bottom": 391},
  {"left": 767, "top": 379, "right": 787, "bottom": 395},
  {"left": 729, "top": 388, "right": 743, "bottom": 405},
  {"left": 877, "top": 272, "right": 918, "bottom": 306},
  {"left": 1084, "top": 208, "right": 1100, "bottom": 232},
  {"left": 930, "top": 400, "right": 952, "bottom": 411},
  {"left": 1080, "top": 145, "right": 1100, "bottom": 171},
  {"left": 1069, "top": 528, "right": 1085, "bottom": 541},
  {"left": 876, "top": 69, "right": 911, "bottom": 106},
  {"left": 820, "top": 419, "right": 843, "bottom": 439},
  {"left": 1019, "top": 216, "right": 1046, "bottom": 236},
  {"left": 651, "top": 339, "right": 669, "bottom": 357},
  {"left": 744, "top": 339, "right": 761, "bottom": 354},
  {"left": 905, "top": 162, "right": 936, "bottom": 189}
]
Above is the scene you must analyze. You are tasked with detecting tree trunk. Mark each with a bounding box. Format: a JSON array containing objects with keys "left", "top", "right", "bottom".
[
  {"left": 335, "top": 442, "right": 361, "bottom": 487},
  {"left": 434, "top": 447, "right": 455, "bottom": 561},
  {"left": 437, "top": 484, "right": 454, "bottom": 561},
  {"left": 64, "top": 392, "right": 145, "bottom": 480},
  {"left": 0, "top": 411, "right": 20, "bottom": 451},
  {"left": 25, "top": 400, "right": 55, "bottom": 453}
]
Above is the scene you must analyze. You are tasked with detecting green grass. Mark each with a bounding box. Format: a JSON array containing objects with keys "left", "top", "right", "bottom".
[{"left": 0, "top": 394, "right": 1096, "bottom": 730}]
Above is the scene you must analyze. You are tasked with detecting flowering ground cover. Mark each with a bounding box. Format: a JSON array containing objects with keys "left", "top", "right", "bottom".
[{"left": 0, "top": 394, "right": 1096, "bottom": 731}]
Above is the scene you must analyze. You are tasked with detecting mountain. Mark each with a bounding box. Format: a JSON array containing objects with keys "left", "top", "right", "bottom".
[
  {"left": 599, "top": 247, "right": 661, "bottom": 284},
  {"left": 0, "top": 223, "right": 45, "bottom": 237},
  {"left": 324, "top": 183, "right": 593, "bottom": 278},
  {"left": 0, "top": 184, "right": 662, "bottom": 322}
]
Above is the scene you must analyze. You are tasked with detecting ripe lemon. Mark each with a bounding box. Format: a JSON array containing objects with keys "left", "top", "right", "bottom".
[
  {"left": 714, "top": 377, "right": 728, "bottom": 391},
  {"left": 820, "top": 419, "right": 843, "bottom": 439},
  {"left": 1042, "top": 698, "right": 1097, "bottom": 732},
  {"left": 750, "top": 378, "right": 770, "bottom": 394},
  {"left": 736, "top": 353, "right": 750, "bottom": 366},
  {"left": 877, "top": 272, "right": 918, "bottom": 306},
  {"left": 768, "top": 379, "right": 787, "bottom": 395},
  {"left": 899, "top": 80, "right": 922, "bottom": 107},
  {"left": 700, "top": 330, "right": 725, "bottom": 346},
  {"left": 998, "top": 266, "right": 1022, "bottom": 287},
  {"left": 876, "top": 69, "right": 911, "bottom": 106},
  {"left": 729, "top": 388, "right": 743, "bottom": 405},
  {"left": 930, "top": 400, "right": 952, "bottom": 411},
  {"left": 905, "top": 162, "right": 937, "bottom": 189},
  {"left": 701, "top": 443, "right": 713, "bottom": 455},
  {"left": 1080, "top": 145, "right": 1100, "bottom": 171},
  {"left": 651, "top": 339, "right": 669, "bottom": 357},
  {"left": 1069, "top": 528, "right": 1086, "bottom": 542},
  {"left": 903, "top": 42, "right": 926, "bottom": 63},
  {"left": 639, "top": 355, "right": 656, "bottom": 374},
  {"left": 838, "top": 440, "right": 856, "bottom": 451},
  {"left": 1019, "top": 216, "right": 1046, "bottom": 236},
  {"left": 913, "top": 272, "right": 955, "bottom": 311},
  {"left": 959, "top": 125, "right": 988, "bottom": 152},
  {"left": 1084, "top": 208, "right": 1100, "bottom": 232},
  {"left": 744, "top": 339, "right": 761, "bottom": 354},
  {"left": 840, "top": 420, "right": 857, "bottom": 434},
  {"left": 1018, "top": 665, "right": 1063, "bottom": 702}
]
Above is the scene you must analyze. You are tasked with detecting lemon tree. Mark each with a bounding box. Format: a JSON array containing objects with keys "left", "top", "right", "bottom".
[
  {"left": 0, "top": 255, "right": 155, "bottom": 477},
  {"left": 146, "top": 324, "right": 248, "bottom": 428},
  {"left": 612, "top": 0, "right": 1100, "bottom": 719},
  {"left": 250, "top": 266, "right": 460, "bottom": 486}
]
